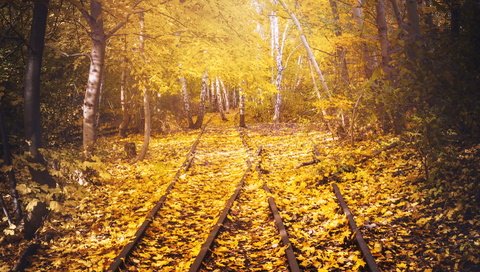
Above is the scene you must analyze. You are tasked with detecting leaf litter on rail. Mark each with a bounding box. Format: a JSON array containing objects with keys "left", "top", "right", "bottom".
[{"left": 125, "top": 122, "right": 248, "bottom": 271}]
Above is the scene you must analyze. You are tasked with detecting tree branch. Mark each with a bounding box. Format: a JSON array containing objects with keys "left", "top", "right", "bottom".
[
  {"left": 106, "top": 0, "right": 144, "bottom": 39},
  {"left": 66, "top": 0, "right": 94, "bottom": 27}
]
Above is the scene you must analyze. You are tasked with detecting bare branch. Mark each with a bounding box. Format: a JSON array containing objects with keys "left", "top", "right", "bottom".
[
  {"left": 106, "top": 0, "right": 144, "bottom": 39},
  {"left": 66, "top": 0, "right": 94, "bottom": 27}
]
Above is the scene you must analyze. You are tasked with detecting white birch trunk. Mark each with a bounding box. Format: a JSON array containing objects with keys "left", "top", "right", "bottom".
[
  {"left": 180, "top": 77, "right": 194, "bottom": 128},
  {"left": 136, "top": 9, "right": 151, "bottom": 162},
  {"left": 232, "top": 87, "right": 237, "bottom": 108},
  {"left": 220, "top": 79, "right": 230, "bottom": 112},
  {"left": 119, "top": 36, "right": 129, "bottom": 137},
  {"left": 277, "top": 0, "right": 331, "bottom": 97},
  {"left": 210, "top": 80, "right": 216, "bottom": 111},
  {"left": 215, "top": 77, "right": 227, "bottom": 121},
  {"left": 239, "top": 89, "right": 246, "bottom": 127},
  {"left": 270, "top": 5, "right": 283, "bottom": 125},
  {"left": 194, "top": 72, "right": 208, "bottom": 128}
]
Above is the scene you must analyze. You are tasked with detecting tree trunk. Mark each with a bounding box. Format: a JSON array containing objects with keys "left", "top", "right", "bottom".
[
  {"left": 277, "top": 0, "right": 330, "bottom": 96},
  {"left": 375, "top": 0, "right": 391, "bottom": 78},
  {"left": 328, "top": 0, "right": 349, "bottom": 84},
  {"left": 118, "top": 36, "right": 130, "bottom": 138},
  {"left": 180, "top": 77, "right": 194, "bottom": 128},
  {"left": 136, "top": 9, "right": 151, "bottom": 162},
  {"left": 95, "top": 68, "right": 105, "bottom": 129},
  {"left": 424, "top": 0, "right": 434, "bottom": 29},
  {"left": 389, "top": 0, "right": 405, "bottom": 30},
  {"left": 24, "top": 0, "right": 49, "bottom": 161},
  {"left": 210, "top": 80, "right": 216, "bottom": 111},
  {"left": 239, "top": 90, "right": 246, "bottom": 128},
  {"left": 82, "top": 0, "right": 106, "bottom": 158},
  {"left": 0, "top": 108, "right": 22, "bottom": 221},
  {"left": 22, "top": 0, "right": 57, "bottom": 239},
  {"left": 194, "top": 72, "right": 208, "bottom": 129},
  {"left": 451, "top": 0, "right": 461, "bottom": 37},
  {"left": 353, "top": 0, "right": 375, "bottom": 78},
  {"left": 232, "top": 87, "right": 237, "bottom": 109},
  {"left": 205, "top": 76, "right": 210, "bottom": 109},
  {"left": 405, "top": 0, "right": 421, "bottom": 60},
  {"left": 270, "top": 8, "right": 283, "bottom": 125},
  {"left": 215, "top": 77, "right": 227, "bottom": 121},
  {"left": 308, "top": 59, "right": 332, "bottom": 133},
  {"left": 220, "top": 79, "right": 230, "bottom": 112}
]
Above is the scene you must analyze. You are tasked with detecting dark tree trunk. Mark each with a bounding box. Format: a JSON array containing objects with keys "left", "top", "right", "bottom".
[
  {"left": 24, "top": 0, "right": 49, "bottom": 161},
  {"left": 376, "top": 0, "right": 391, "bottom": 78},
  {"left": 405, "top": 0, "right": 420, "bottom": 60},
  {"left": 352, "top": 0, "right": 375, "bottom": 79},
  {"left": 328, "top": 0, "right": 349, "bottom": 84},
  {"left": 0, "top": 108, "right": 22, "bottom": 221},
  {"left": 451, "top": 0, "right": 461, "bottom": 37},
  {"left": 389, "top": 0, "right": 405, "bottom": 30},
  {"left": 424, "top": 0, "right": 434, "bottom": 29},
  {"left": 22, "top": 0, "right": 55, "bottom": 239}
]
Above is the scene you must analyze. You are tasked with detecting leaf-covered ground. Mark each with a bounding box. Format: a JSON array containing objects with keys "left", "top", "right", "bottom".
[
  {"left": 1, "top": 114, "right": 479, "bottom": 271},
  {"left": 242, "top": 126, "right": 364, "bottom": 271},
  {"left": 125, "top": 121, "right": 248, "bottom": 271},
  {"left": 1, "top": 129, "right": 200, "bottom": 271}
]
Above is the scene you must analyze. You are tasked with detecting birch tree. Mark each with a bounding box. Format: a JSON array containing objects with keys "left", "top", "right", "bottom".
[
  {"left": 220, "top": 79, "right": 230, "bottom": 112},
  {"left": 118, "top": 35, "right": 130, "bottom": 138},
  {"left": 215, "top": 77, "right": 227, "bottom": 121},
  {"left": 68, "top": 0, "right": 142, "bottom": 157},
  {"left": 239, "top": 89, "right": 246, "bottom": 127},
  {"left": 180, "top": 77, "right": 194, "bottom": 128},
  {"left": 136, "top": 8, "right": 151, "bottom": 162},
  {"left": 193, "top": 72, "right": 209, "bottom": 129},
  {"left": 270, "top": 2, "right": 283, "bottom": 124},
  {"left": 277, "top": 0, "right": 331, "bottom": 97}
]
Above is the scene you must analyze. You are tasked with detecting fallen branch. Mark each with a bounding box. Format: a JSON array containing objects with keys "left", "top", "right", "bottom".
[{"left": 296, "top": 145, "right": 321, "bottom": 168}]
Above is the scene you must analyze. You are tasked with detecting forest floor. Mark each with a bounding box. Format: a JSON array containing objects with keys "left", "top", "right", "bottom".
[{"left": 0, "top": 113, "right": 479, "bottom": 271}]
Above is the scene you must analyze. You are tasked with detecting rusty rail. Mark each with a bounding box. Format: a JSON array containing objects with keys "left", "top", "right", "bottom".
[
  {"left": 107, "top": 118, "right": 211, "bottom": 272},
  {"left": 188, "top": 148, "right": 257, "bottom": 272},
  {"left": 333, "top": 183, "right": 380, "bottom": 272}
]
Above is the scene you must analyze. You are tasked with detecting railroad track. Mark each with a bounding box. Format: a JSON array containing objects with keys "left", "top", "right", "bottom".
[
  {"left": 108, "top": 124, "right": 379, "bottom": 271},
  {"left": 106, "top": 118, "right": 211, "bottom": 271},
  {"left": 241, "top": 129, "right": 379, "bottom": 271},
  {"left": 108, "top": 121, "right": 249, "bottom": 271}
]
